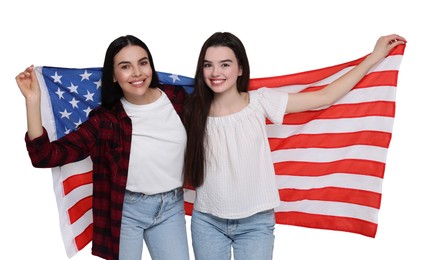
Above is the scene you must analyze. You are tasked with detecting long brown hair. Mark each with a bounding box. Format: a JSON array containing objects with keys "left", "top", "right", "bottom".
[{"left": 183, "top": 32, "right": 250, "bottom": 188}]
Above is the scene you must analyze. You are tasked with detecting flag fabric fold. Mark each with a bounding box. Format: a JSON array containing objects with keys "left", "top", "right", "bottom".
[{"left": 34, "top": 44, "right": 405, "bottom": 258}]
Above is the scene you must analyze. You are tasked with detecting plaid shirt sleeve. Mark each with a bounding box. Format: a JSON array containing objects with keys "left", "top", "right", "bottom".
[{"left": 25, "top": 114, "right": 100, "bottom": 168}]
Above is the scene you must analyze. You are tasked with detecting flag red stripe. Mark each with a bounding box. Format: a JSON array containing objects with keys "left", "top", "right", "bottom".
[
  {"left": 282, "top": 101, "right": 395, "bottom": 125},
  {"left": 184, "top": 201, "right": 194, "bottom": 216},
  {"left": 62, "top": 171, "right": 93, "bottom": 195},
  {"left": 249, "top": 45, "right": 404, "bottom": 90},
  {"left": 356, "top": 71, "right": 399, "bottom": 88},
  {"left": 74, "top": 223, "right": 93, "bottom": 251},
  {"left": 389, "top": 44, "right": 406, "bottom": 55},
  {"left": 279, "top": 187, "right": 382, "bottom": 208},
  {"left": 274, "top": 159, "right": 386, "bottom": 178},
  {"left": 269, "top": 131, "right": 392, "bottom": 150},
  {"left": 249, "top": 58, "right": 365, "bottom": 89},
  {"left": 275, "top": 211, "right": 378, "bottom": 237},
  {"left": 68, "top": 196, "right": 92, "bottom": 224},
  {"left": 299, "top": 71, "right": 399, "bottom": 93}
]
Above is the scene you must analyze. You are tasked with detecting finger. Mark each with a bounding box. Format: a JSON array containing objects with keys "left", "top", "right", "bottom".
[
  {"left": 16, "top": 65, "right": 35, "bottom": 80},
  {"left": 389, "top": 38, "right": 407, "bottom": 46},
  {"left": 393, "top": 34, "right": 407, "bottom": 42},
  {"left": 25, "top": 65, "right": 35, "bottom": 73},
  {"left": 29, "top": 66, "right": 37, "bottom": 79},
  {"left": 389, "top": 34, "right": 407, "bottom": 44},
  {"left": 15, "top": 72, "right": 27, "bottom": 80}
]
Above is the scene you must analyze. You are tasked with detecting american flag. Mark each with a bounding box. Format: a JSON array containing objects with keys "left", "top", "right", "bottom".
[{"left": 34, "top": 44, "right": 405, "bottom": 258}]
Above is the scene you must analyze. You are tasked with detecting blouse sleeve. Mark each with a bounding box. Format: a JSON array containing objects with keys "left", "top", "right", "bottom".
[{"left": 255, "top": 87, "right": 288, "bottom": 124}]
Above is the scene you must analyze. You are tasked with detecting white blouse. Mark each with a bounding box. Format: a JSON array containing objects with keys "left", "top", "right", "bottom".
[{"left": 194, "top": 87, "right": 289, "bottom": 219}]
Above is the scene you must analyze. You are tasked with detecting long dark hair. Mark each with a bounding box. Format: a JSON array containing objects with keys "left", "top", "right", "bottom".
[
  {"left": 183, "top": 32, "right": 250, "bottom": 188},
  {"left": 101, "top": 35, "right": 159, "bottom": 109}
]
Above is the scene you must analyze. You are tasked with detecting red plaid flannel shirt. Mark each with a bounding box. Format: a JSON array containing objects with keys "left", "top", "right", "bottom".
[{"left": 25, "top": 84, "right": 187, "bottom": 260}]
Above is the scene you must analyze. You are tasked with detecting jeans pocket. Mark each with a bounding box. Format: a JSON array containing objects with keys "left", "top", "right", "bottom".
[
  {"left": 124, "top": 190, "right": 143, "bottom": 204},
  {"left": 168, "top": 187, "right": 182, "bottom": 202}
]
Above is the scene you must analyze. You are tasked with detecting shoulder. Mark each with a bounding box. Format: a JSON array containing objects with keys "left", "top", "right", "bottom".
[
  {"left": 249, "top": 87, "right": 288, "bottom": 101},
  {"left": 159, "top": 84, "right": 187, "bottom": 101},
  {"left": 158, "top": 84, "right": 187, "bottom": 114},
  {"left": 89, "top": 106, "right": 112, "bottom": 118},
  {"left": 249, "top": 87, "right": 280, "bottom": 95},
  {"left": 88, "top": 102, "right": 125, "bottom": 123}
]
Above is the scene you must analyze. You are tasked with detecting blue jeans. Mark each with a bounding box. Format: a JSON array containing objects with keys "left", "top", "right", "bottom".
[
  {"left": 191, "top": 209, "right": 275, "bottom": 260},
  {"left": 119, "top": 188, "right": 190, "bottom": 260}
]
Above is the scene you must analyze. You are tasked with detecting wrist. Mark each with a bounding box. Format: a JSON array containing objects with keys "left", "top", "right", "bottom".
[
  {"left": 363, "top": 54, "right": 382, "bottom": 67},
  {"left": 25, "top": 96, "right": 41, "bottom": 108}
]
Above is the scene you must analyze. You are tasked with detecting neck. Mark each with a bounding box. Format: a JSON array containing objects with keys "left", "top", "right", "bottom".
[{"left": 210, "top": 91, "right": 248, "bottom": 116}]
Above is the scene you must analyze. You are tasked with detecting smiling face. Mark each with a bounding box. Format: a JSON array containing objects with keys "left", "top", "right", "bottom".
[
  {"left": 113, "top": 45, "right": 153, "bottom": 104},
  {"left": 203, "top": 46, "right": 242, "bottom": 95}
]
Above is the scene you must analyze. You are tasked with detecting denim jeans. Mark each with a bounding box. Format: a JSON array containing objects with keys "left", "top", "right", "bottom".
[
  {"left": 191, "top": 209, "right": 275, "bottom": 260},
  {"left": 119, "top": 187, "right": 190, "bottom": 260}
]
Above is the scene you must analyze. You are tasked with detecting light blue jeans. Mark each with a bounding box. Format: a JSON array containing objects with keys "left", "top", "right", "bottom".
[
  {"left": 119, "top": 187, "right": 190, "bottom": 260},
  {"left": 191, "top": 209, "right": 275, "bottom": 260}
]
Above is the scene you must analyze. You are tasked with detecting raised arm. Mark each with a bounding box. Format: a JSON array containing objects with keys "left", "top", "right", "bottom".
[
  {"left": 285, "top": 34, "right": 407, "bottom": 113},
  {"left": 15, "top": 65, "right": 44, "bottom": 140}
]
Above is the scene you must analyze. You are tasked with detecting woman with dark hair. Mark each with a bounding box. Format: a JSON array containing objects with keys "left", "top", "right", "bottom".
[
  {"left": 16, "top": 35, "right": 190, "bottom": 260},
  {"left": 183, "top": 32, "right": 406, "bottom": 260}
]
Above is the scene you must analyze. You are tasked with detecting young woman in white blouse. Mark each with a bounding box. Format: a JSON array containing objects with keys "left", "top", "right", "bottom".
[{"left": 183, "top": 32, "right": 406, "bottom": 260}]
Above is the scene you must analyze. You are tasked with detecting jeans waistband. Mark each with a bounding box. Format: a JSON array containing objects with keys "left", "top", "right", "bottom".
[{"left": 126, "top": 187, "right": 182, "bottom": 197}]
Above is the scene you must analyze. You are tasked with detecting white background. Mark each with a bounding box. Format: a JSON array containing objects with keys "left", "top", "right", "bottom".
[{"left": 1, "top": 0, "right": 424, "bottom": 259}]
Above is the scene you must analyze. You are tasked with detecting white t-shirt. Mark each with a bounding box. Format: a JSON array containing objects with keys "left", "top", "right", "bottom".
[
  {"left": 121, "top": 90, "right": 186, "bottom": 195},
  {"left": 194, "top": 87, "right": 288, "bottom": 219}
]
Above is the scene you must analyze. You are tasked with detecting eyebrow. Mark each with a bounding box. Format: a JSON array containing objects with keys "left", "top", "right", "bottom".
[
  {"left": 204, "top": 59, "right": 233, "bottom": 63},
  {"left": 117, "top": 57, "right": 148, "bottom": 66}
]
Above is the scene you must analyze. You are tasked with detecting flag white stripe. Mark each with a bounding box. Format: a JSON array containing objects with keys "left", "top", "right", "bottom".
[
  {"left": 267, "top": 116, "right": 394, "bottom": 138},
  {"left": 275, "top": 86, "right": 396, "bottom": 112},
  {"left": 70, "top": 209, "right": 93, "bottom": 239},
  {"left": 275, "top": 200, "right": 379, "bottom": 223},
  {"left": 183, "top": 189, "right": 196, "bottom": 204},
  {"left": 373, "top": 55, "right": 403, "bottom": 71},
  {"left": 275, "top": 173, "right": 383, "bottom": 193},
  {"left": 52, "top": 167, "right": 78, "bottom": 257},
  {"left": 269, "top": 68, "right": 353, "bottom": 94},
  {"left": 272, "top": 145, "right": 389, "bottom": 163},
  {"left": 35, "top": 66, "right": 57, "bottom": 140},
  {"left": 65, "top": 181, "right": 92, "bottom": 207},
  {"left": 337, "top": 86, "right": 396, "bottom": 104},
  {"left": 59, "top": 157, "right": 93, "bottom": 181}
]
